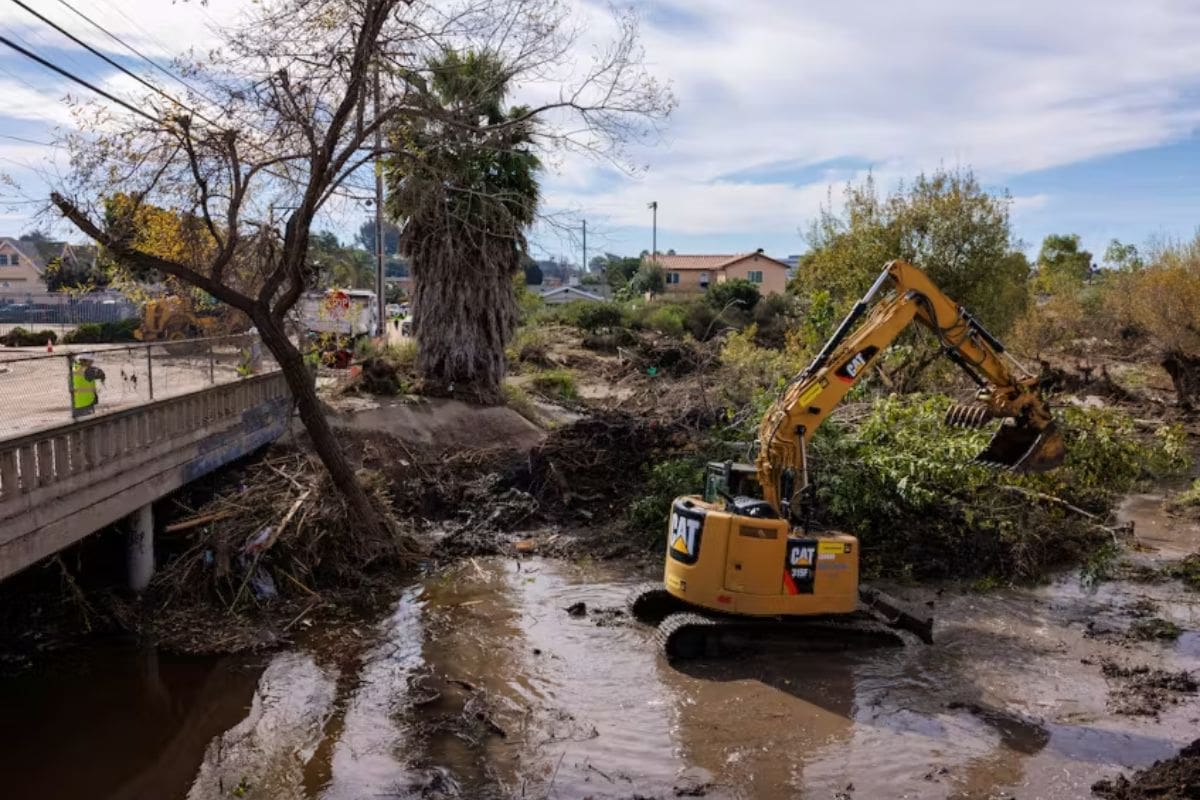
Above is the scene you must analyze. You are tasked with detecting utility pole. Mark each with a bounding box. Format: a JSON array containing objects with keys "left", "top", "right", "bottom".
[
  {"left": 582, "top": 219, "right": 587, "bottom": 277},
  {"left": 373, "top": 66, "right": 386, "bottom": 336},
  {"left": 648, "top": 201, "right": 658, "bottom": 259}
]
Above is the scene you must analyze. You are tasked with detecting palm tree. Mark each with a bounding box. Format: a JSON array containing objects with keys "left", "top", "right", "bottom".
[{"left": 385, "top": 50, "right": 540, "bottom": 403}]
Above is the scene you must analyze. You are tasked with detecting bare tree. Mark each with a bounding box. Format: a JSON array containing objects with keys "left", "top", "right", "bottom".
[{"left": 49, "top": 0, "right": 672, "bottom": 535}]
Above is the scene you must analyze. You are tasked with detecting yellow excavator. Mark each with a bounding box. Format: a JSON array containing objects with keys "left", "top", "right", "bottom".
[{"left": 630, "top": 260, "right": 1066, "bottom": 658}]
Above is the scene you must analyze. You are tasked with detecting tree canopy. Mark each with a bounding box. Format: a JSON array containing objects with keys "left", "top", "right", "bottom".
[{"left": 795, "top": 167, "right": 1029, "bottom": 335}]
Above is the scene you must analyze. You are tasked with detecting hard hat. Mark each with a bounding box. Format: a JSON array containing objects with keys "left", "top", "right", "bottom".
[{"left": 77, "top": 352, "right": 96, "bottom": 361}]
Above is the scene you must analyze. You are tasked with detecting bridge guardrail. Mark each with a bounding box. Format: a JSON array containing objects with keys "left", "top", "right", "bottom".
[{"left": 0, "top": 371, "right": 291, "bottom": 579}]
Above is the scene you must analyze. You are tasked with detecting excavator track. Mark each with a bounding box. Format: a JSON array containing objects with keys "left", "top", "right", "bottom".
[
  {"left": 626, "top": 582, "right": 688, "bottom": 626},
  {"left": 654, "top": 610, "right": 905, "bottom": 661}
]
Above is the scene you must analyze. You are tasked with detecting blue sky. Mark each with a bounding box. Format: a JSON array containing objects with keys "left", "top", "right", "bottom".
[{"left": 1, "top": 0, "right": 1199, "bottom": 267}]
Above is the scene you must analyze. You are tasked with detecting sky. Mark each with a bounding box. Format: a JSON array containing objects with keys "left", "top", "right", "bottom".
[{"left": 1, "top": 0, "right": 1199, "bottom": 265}]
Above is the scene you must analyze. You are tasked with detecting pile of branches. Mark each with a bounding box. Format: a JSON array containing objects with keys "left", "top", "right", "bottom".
[
  {"left": 524, "top": 410, "right": 693, "bottom": 521},
  {"left": 152, "top": 449, "right": 420, "bottom": 615}
]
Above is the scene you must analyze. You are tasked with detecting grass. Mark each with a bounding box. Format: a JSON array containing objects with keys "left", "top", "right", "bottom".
[
  {"left": 529, "top": 368, "right": 578, "bottom": 401},
  {"left": 502, "top": 383, "right": 542, "bottom": 425}
]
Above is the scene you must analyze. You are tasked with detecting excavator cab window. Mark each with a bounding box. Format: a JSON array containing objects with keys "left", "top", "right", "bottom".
[{"left": 703, "top": 462, "right": 778, "bottom": 518}]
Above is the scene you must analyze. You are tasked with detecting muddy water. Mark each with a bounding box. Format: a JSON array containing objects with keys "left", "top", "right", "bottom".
[{"left": 4, "top": 497, "right": 1199, "bottom": 799}]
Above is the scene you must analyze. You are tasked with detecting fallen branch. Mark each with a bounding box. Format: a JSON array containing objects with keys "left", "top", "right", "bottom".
[{"left": 165, "top": 511, "right": 233, "bottom": 534}]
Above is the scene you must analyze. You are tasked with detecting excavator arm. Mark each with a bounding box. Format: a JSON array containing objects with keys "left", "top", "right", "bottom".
[{"left": 757, "top": 259, "right": 1064, "bottom": 517}]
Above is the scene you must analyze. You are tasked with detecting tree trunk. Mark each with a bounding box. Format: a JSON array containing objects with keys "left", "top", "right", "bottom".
[
  {"left": 410, "top": 255, "right": 517, "bottom": 405},
  {"left": 1162, "top": 351, "right": 1200, "bottom": 410},
  {"left": 255, "top": 316, "right": 391, "bottom": 537}
]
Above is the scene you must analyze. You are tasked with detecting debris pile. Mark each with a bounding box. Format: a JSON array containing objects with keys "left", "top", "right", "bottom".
[
  {"left": 1101, "top": 660, "right": 1198, "bottom": 717},
  {"left": 1093, "top": 738, "right": 1200, "bottom": 799},
  {"left": 147, "top": 448, "right": 421, "bottom": 650}
]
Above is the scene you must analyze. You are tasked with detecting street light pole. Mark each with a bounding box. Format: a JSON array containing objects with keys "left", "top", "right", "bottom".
[
  {"left": 648, "top": 201, "right": 658, "bottom": 259},
  {"left": 582, "top": 219, "right": 587, "bottom": 277}
]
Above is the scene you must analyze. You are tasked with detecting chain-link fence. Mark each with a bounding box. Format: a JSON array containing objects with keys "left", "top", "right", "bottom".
[
  {"left": 0, "top": 333, "right": 279, "bottom": 441},
  {"left": 0, "top": 294, "right": 138, "bottom": 338}
]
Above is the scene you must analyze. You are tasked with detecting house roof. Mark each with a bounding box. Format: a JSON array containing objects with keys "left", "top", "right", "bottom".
[
  {"left": 0, "top": 237, "right": 47, "bottom": 272},
  {"left": 537, "top": 285, "right": 604, "bottom": 301},
  {"left": 646, "top": 252, "right": 792, "bottom": 271}
]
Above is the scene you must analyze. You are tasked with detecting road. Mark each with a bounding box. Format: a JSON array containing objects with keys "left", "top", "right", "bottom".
[{"left": 0, "top": 342, "right": 265, "bottom": 440}]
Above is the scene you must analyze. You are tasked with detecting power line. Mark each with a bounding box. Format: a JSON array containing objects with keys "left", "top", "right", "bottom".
[
  {"left": 52, "top": 0, "right": 220, "bottom": 108},
  {"left": 8, "top": 0, "right": 198, "bottom": 117},
  {"left": 0, "top": 33, "right": 159, "bottom": 124},
  {"left": 0, "top": 133, "right": 55, "bottom": 147}
]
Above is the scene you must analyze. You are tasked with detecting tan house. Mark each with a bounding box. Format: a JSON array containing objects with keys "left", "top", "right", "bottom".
[
  {"left": 0, "top": 237, "right": 48, "bottom": 295},
  {"left": 647, "top": 250, "right": 790, "bottom": 295}
]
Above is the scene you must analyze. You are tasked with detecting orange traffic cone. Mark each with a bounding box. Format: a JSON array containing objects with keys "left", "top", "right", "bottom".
[{"left": 46, "top": 338, "right": 53, "bottom": 353}]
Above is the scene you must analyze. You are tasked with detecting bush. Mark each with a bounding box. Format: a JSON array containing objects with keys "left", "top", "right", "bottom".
[
  {"left": 0, "top": 327, "right": 57, "bottom": 347},
  {"left": 751, "top": 293, "right": 793, "bottom": 348},
  {"left": 62, "top": 318, "right": 139, "bottom": 344},
  {"left": 706, "top": 278, "right": 760, "bottom": 311},
  {"left": 641, "top": 303, "right": 687, "bottom": 337},
  {"left": 529, "top": 368, "right": 578, "bottom": 401},
  {"left": 716, "top": 325, "right": 808, "bottom": 407},
  {"left": 506, "top": 326, "right": 552, "bottom": 367},
  {"left": 573, "top": 301, "right": 626, "bottom": 333},
  {"left": 809, "top": 395, "right": 1191, "bottom": 581},
  {"left": 626, "top": 457, "right": 705, "bottom": 544}
]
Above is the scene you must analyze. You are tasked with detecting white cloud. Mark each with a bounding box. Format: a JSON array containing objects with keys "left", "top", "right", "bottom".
[{"left": 541, "top": 0, "right": 1200, "bottom": 246}]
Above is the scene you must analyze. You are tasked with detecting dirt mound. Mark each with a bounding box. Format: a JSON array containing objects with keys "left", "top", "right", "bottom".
[{"left": 1093, "top": 739, "right": 1200, "bottom": 799}]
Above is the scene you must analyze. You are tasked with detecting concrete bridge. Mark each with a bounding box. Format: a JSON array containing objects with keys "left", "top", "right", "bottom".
[{"left": 0, "top": 371, "right": 291, "bottom": 586}]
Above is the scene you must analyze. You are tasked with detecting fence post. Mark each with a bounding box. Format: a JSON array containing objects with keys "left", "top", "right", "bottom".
[
  {"left": 66, "top": 353, "right": 77, "bottom": 420},
  {"left": 146, "top": 345, "right": 154, "bottom": 400},
  {"left": 209, "top": 339, "right": 215, "bottom": 384}
]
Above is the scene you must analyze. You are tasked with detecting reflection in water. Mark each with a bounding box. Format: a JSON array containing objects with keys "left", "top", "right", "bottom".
[{"left": 0, "top": 644, "right": 262, "bottom": 800}]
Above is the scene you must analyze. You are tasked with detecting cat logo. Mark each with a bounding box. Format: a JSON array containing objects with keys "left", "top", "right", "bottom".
[
  {"left": 668, "top": 503, "right": 706, "bottom": 565},
  {"left": 834, "top": 345, "right": 879, "bottom": 384},
  {"left": 789, "top": 545, "right": 815, "bottom": 567}
]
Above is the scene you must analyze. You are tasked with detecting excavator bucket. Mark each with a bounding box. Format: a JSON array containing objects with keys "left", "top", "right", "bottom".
[{"left": 975, "top": 420, "right": 1065, "bottom": 473}]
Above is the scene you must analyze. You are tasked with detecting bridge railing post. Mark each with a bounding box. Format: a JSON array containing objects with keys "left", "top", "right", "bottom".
[{"left": 146, "top": 346, "right": 154, "bottom": 401}]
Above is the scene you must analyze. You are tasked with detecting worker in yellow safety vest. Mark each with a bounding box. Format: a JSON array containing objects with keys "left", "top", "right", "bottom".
[{"left": 72, "top": 352, "right": 106, "bottom": 416}]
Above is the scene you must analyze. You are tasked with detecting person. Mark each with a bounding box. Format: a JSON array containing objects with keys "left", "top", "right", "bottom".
[{"left": 72, "top": 352, "right": 106, "bottom": 417}]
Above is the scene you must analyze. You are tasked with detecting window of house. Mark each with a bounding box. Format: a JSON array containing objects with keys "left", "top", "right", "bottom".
[
  {"left": 748, "top": 270, "right": 763, "bottom": 283},
  {"left": 699, "top": 271, "right": 710, "bottom": 287},
  {"left": 0, "top": 254, "right": 8, "bottom": 266},
  {"left": 10, "top": 254, "right": 18, "bottom": 265},
  {"left": 667, "top": 272, "right": 680, "bottom": 285}
]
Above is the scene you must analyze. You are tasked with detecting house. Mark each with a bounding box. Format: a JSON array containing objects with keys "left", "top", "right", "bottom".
[
  {"left": 0, "top": 237, "right": 49, "bottom": 296},
  {"left": 646, "top": 250, "right": 791, "bottom": 295},
  {"left": 536, "top": 285, "right": 606, "bottom": 305}
]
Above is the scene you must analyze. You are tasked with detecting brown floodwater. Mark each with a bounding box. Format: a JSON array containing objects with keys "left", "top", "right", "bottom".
[{"left": 2, "top": 489, "right": 1198, "bottom": 800}]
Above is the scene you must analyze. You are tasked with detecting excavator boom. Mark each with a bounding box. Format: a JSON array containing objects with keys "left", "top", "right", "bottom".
[{"left": 758, "top": 259, "right": 1064, "bottom": 515}]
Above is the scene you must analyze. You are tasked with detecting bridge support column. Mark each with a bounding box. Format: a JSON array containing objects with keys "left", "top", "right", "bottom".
[{"left": 128, "top": 503, "right": 154, "bottom": 593}]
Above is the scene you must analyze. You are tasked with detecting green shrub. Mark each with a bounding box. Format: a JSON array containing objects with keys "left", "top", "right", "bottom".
[
  {"left": 63, "top": 318, "right": 140, "bottom": 344},
  {"left": 503, "top": 383, "right": 541, "bottom": 424},
  {"left": 573, "top": 301, "right": 626, "bottom": 333},
  {"left": 506, "top": 326, "right": 552, "bottom": 367},
  {"left": 1168, "top": 479, "right": 1200, "bottom": 515},
  {"left": 0, "top": 327, "right": 57, "bottom": 347},
  {"left": 529, "top": 368, "right": 578, "bottom": 401},
  {"left": 706, "top": 278, "right": 760, "bottom": 311},
  {"left": 641, "top": 303, "right": 687, "bottom": 337},
  {"left": 627, "top": 458, "right": 705, "bottom": 544},
  {"left": 808, "top": 396, "right": 1190, "bottom": 581}
]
